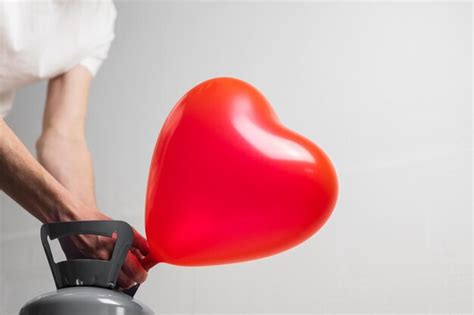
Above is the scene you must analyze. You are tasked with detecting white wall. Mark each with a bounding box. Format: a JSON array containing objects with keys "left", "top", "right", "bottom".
[{"left": 1, "top": 2, "right": 471, "bottom": 314}]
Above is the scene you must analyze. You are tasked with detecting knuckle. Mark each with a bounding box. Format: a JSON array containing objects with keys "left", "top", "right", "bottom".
[
  {"left": 118, "top": 275, "right": 135, "bottom": 289},
  {"left": 137, "top": 270, "right": 148, "bottom": 284},
  {"left": 97, "top": 249, "right": 110, "bottom": 260}
]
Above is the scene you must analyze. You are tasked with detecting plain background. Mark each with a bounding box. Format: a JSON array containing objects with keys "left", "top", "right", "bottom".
[{"left": 0, "top": 2, "right": 472, "bottom": 314}]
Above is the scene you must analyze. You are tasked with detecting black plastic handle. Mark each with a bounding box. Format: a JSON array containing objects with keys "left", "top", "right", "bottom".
[{"left": 41, "top": 220, "right": 133, "bottom": 293}]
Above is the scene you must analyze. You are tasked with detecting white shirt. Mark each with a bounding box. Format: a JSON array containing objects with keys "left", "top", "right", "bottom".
[{"left": 0, "top": 0, "right": 117, "bottom": 117}]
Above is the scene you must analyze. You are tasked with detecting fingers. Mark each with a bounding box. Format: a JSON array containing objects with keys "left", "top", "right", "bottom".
[
  {"left": 132, "top": 229, "right": 149, "bottom": 256},
  {"left": 90, "top": 235, "right": 115, "bottom": 260},
  {"left": 141, "top": 253, "right": 158, "bottom": 270},
  {"left": 121, "top": 251, "right": 148, "bottom": 285},
  {"left": 117, "top": 270, "right": 136, "bottom": 289}
]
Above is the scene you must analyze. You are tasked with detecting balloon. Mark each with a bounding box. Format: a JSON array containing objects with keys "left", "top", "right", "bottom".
[{"left": 145, "top": 77, "right": 338, "bottom": 267}]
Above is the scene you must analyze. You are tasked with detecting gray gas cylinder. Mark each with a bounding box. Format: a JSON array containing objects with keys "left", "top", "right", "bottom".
[{"left": 20, "top": 220, "right": 153, "bottom": 315}]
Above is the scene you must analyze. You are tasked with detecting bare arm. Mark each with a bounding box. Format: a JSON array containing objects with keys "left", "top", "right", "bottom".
[
  {"left": 0, "top": 118, "right": 86, "bottom": 224},
  {"left": 37, "top": 65, "right": 97, "bottom": 208},
  {"left": 0, "top": 66, "right": 148, "bottom": 289}
]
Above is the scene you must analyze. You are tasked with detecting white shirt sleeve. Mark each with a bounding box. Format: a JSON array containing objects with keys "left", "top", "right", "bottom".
[
  {"left": 0, "top": 91, "right": 15, "bottom": 118},
  {"left": 79, "top": 2, "right": 117, "bottom": 77},
  {"left": 0, "top": 0, "right": 118, "bottom": 117}
]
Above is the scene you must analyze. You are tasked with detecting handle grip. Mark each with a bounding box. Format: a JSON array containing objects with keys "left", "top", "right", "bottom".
[{"left": 41, "top": 220, "right": 133, "bottom": 292}]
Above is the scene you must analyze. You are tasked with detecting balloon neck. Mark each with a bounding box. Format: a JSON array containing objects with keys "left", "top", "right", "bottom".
[{"left": 142, "top": 253, "right": 159, "bottom": 270}]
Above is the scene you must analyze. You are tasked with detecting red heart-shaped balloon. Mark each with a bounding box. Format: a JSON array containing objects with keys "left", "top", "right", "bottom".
[{"left": 145, "top": 78, "right": 337, "bottom": 266}]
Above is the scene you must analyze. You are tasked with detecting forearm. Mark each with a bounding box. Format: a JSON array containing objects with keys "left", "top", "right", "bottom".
[
  {"left": 38, "top": 65, "right": 96, "bottom": 208},
  {"left": 0, "top": 119, "right": 81, "bottom": 223},
  {"left": 37, "top": 130, "right": 96, "bottom": 208}
]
